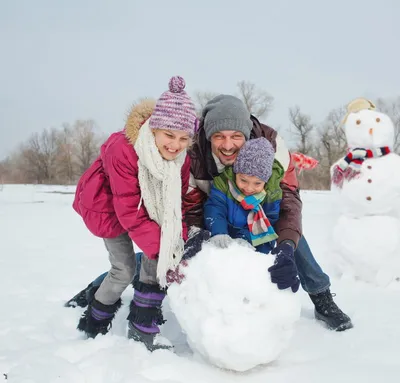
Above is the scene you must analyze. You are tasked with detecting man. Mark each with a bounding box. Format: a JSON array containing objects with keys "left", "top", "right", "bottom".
[
  {"left": 184, "top": 95, "right": 352, "bottom": 331},
  {"left": 66, "top": 95, "right": 352, "bottom": 332}
]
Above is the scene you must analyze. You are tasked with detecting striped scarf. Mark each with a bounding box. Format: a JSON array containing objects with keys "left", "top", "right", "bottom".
[
  {"left": 228, "top": 180, "right": 278, "bottom": 246},
  {"left": 332, "top": 146, "right": 391, "bottom": 188}
]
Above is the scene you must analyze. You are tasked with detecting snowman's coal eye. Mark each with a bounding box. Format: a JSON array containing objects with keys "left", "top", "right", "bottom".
[
  {"left": 356, "top": 119, "right": 361, "bottom": 125},
  {"left": 376, "top": 117, "right": 381, "bottom": 123}
]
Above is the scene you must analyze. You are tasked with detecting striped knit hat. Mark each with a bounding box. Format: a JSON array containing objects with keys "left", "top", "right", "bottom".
[{"left": 148, "top": 76, "right": 197, "bottom": 137}]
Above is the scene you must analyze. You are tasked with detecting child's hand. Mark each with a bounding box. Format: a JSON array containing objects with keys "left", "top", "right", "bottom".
[
  {"left": 182, "top": 228, "right": 211, "bottom": 260},
  {"left": 166, "top": 259, "right": 188, "bottom": 285},
  {"left": 209, "top": 234, "right": 232, "bottom": 248},
  {"left": 234, "top": 238, "right": 255, "bottom": 250}
]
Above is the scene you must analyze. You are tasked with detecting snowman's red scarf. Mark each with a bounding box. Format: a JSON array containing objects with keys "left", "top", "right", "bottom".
[{"left": 332, "top": 146, "right": 391, "bottom": 188}]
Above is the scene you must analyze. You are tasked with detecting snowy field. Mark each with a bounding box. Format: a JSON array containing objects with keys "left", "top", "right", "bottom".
[{"left": 1, "top": 184, "right": 400, "bottom": 382}]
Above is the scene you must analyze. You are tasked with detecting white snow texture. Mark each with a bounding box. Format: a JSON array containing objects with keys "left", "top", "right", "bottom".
[
  {"left": 2, "top": 185, "right": 400, "bottom": 382},
  {"left": 168, "top": 242, "right": 301, "bottom": 371}
]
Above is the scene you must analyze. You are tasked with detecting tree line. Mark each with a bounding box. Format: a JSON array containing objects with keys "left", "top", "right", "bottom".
[{"left": 1, "top": 81, "right": 399, "bottom": 189}]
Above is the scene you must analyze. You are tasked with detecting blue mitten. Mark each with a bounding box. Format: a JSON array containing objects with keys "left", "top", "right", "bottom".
[{"left": 268, "top": 242, "right": 300, "bottom": 293}]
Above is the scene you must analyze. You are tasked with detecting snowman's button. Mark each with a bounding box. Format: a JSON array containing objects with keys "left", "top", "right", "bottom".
[
  {"left": 366, "top": 196, "right": 372, "bottom": 201},
  {"left": 368, "top": 179, "right": 372, "bottom": 183},
  {"left": 367, "top": 165, "right": 372, "bottom": 169}
]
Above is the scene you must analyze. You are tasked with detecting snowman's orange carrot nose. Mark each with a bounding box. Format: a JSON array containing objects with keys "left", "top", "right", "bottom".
[{"left": 369, "top": 128, "right": 373, "bottom": 135}]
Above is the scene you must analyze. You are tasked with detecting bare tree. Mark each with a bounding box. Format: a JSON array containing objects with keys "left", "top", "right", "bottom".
[
  {"left": 73, "top": 120, "right": 101, "bottom": 174},
  {"left": 318, "top": 106, "right": 347, "bottom": 167},
  {"left": 193, "top": 81, "right": 273, "bottom": 119},
  {"left": 288, "top": 106, "right": 314, "bottom": 155},
  {"left": 0, "top": 159, "right": 5, "bottom": 189},
  {"left": 18, "top": 128, "right": 59, "bottom": 183},
  {"left": 236, "top": 81, "right": 274, "bottom": 119},
  {"left": 376, "top": 97, "right": 400, "bottom": 153},
  {"left": 193, "top": 91, "right": 219, "bottom": 116},
  {"left": 55, "top": 123, "right": 76, "bottom": 184},
  {"left": 0, "top": 153, "right": 24, "bottom": 183}
]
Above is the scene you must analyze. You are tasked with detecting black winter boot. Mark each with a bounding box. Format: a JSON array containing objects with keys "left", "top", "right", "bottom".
[
  {"left": 309, "top": 289, "right": 353, "bottom": 331},
  {"left": 64, "top": 283, "right": 99, "bottom": 308},
  {"left": 77, "top": 298, "right": 121, "bottom": 338},
  {"left": 127, "top": 281, "right": 171, "bottom": 351}
]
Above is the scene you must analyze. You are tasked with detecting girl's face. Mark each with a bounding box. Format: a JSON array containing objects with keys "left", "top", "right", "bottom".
[
  {"left": 235, "top": 173, "right": 265, "bottom": 196},
  {"left": 153, "top": 129, "right": 191, "bottom": 160}
]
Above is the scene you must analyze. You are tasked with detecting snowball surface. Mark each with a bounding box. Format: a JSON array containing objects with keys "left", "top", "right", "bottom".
[{"left": 167, "top": 242, "right": 301, "bottom": 371}]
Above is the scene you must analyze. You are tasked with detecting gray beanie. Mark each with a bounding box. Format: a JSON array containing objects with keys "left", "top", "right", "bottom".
[
  {"left": 202, "top": 95, "right": 253, "bottom": 140},
  {"left": 233, "top": 138, "right": 274, "bottom": 183}
]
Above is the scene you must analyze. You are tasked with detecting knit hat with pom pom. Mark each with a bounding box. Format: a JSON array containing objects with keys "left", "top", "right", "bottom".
[{"left": 148, "top": 76, "right": 198, "bottom": 136}]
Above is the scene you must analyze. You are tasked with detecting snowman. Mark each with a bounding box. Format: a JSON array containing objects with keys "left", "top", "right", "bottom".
[{"left": 331, "top": 98, "right": 400, "bottom": 286}]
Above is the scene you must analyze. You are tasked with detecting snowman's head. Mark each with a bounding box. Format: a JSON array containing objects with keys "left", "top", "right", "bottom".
[{"left": 345, "top": 109, "right": 394, "bottom": 149}]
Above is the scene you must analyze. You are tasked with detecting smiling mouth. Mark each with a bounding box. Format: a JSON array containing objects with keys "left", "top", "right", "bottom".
[
  {"left": 220, "top": 150, "right": 237, "bottom": 157},
  {"left": 166, "top": 147, "right": 179, "bottom": 154}
]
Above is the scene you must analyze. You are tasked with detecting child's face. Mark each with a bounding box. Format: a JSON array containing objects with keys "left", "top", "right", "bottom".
[
  {"left": 153, "top": 129, "right": 191, "bottom": 160},
  {"left": 235, "top": 173, "right": 265, "bottom": 196}
]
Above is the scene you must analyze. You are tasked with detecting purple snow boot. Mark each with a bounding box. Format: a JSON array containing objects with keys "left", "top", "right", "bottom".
[
  {"left": 77, "top": 298, "right": 121, "bottom": 338},
  {"left": 127, "top": 282, "right": 171, "bottom": 351}
]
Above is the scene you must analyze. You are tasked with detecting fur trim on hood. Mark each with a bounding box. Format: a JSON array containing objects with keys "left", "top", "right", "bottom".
[{"left": 124, "top": 99, "right": 156, "bottom": 145}]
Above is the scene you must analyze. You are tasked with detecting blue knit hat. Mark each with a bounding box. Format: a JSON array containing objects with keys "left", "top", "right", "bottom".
[{"left": 233, "top": 138, "right": 274, "bottom": 182}]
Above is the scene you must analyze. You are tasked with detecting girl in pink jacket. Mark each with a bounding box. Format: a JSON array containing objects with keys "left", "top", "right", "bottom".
[{"left": 73, "top": 76, "right": 197, "bottom": 350}]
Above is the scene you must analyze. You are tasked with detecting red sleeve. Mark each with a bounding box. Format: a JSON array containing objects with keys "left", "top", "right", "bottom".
[
  {"left": 181, "top": 155, "right": 190, "bottom": 241},
  {"left": 183, "top": 188, "right": 208, "bottom": 229},
  {"left": 276, "top": 153, "right": 303, "bottom": 247},
  {"left": 104, "top": 151, "right": 161, "bottom": 258},
  {"left": 281, "top": 153, "right": 299, "bottom": 190}
]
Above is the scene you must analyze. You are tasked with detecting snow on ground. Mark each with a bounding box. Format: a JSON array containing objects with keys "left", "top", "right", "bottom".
[{"left": 1, "top": 185, "right": 400, "bottom": 382}]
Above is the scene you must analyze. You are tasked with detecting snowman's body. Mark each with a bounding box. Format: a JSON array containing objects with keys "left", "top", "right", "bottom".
[
  {"left": 332, "top": 105, "right": 400, "bottom": 286},
  {"left": 339, "top": 154, "right": 400, "bottom": 217}
]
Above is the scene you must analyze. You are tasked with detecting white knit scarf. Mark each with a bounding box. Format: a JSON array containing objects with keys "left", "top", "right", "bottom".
[{"left": 134, "top": 120, "right": 186, "bottom": 287}]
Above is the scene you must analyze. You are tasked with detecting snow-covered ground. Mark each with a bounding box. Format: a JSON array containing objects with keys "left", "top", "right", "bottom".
[{"left": 1, "top": 185, "right": 399, "bottom": 382}]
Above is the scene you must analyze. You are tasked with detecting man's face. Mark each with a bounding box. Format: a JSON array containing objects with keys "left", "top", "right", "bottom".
[{"left": 210, "top": 131, "right": 246, "bottom": 166}]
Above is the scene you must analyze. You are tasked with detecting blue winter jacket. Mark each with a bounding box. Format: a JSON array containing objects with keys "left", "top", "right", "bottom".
[{"left": 204, "top": 162, "right": 284, "bottom": 254}]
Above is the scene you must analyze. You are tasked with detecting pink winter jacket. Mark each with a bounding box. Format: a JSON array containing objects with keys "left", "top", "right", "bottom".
[{"left": 73, "top": 100, "right": 190, "bottom": 259}]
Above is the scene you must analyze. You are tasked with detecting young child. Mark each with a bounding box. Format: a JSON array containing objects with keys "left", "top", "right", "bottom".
[
  {"left": 72, "top": 76, "right": 197, "bottom": 351},
  {"left": 204, "top": 137, "right": 284, "bottom": 254}
]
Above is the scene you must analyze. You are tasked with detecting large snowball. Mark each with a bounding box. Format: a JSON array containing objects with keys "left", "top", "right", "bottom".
[
  {"left": 167, "top": 242, "right": 301, "bottom": 372},
  {"left": 333, "top": 215, "right": 400, "bottom": 286}
]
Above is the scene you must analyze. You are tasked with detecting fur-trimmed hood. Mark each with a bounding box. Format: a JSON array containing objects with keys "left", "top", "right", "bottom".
[{"left": 124, "top": 99, "right": 156, "bottom": 145}]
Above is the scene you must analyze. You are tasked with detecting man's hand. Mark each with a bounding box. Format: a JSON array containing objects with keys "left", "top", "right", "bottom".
[{"left": 268, "top": 241, "right": 300, "bottom": 293}]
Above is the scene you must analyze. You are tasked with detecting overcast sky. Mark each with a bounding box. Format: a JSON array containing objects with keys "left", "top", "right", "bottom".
[{"left": 1, "top": 0, "right": 399, "bottom": 159}]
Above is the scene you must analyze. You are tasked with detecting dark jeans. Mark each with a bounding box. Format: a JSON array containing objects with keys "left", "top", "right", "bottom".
[{"left": 294, "top": 236, "right": 330, "bottom": 294}]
